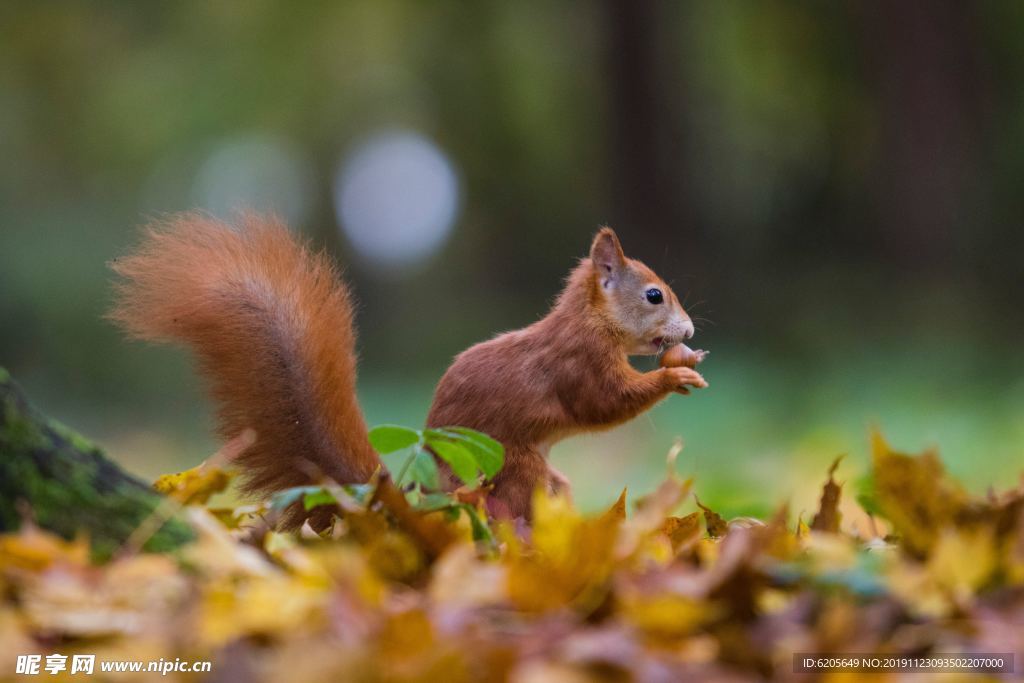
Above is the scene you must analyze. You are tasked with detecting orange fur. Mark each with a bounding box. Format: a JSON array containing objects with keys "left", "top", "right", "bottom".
[
  {"left": 109, "top": 213, "right": 379, "bottom": 514},
  {"left": 111, "top": 216, "right": 703, "bottom": 524},
  {"left": 427, "top": 231, "right": 703, "bottom": 518}
]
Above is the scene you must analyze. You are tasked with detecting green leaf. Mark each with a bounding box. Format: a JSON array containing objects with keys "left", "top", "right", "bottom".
[
  {"left": 404, "top": 486, "right": 422, "bottom": 507},
  {"left": 430, "top": 440, "right": 479, "bottom": 487},
  {"left": 855, "top": 472, "right": 881, "bottom": 516},
  {"left": 438, "top": 427, "right": 505, "bottom": 478},
  {"left": 343, "top": 483, "right": 375, "bottom": 505},
  {"left": 303, "top": 488, "right": 338, "bottom": 511},
  {"left": 459, "top": 504, "right": 494, "bottom": 543},
  {"left": 408, "top": 448, "right": 441, "bottom": 490},
  {"left": 414, "top": 492, "right": 456, "bottom": 512},
  {"left": 368, "top": 424, "right": 420, "bottom": 454},
  {"left": 270, "top": 485, "right": 320, "bottom": 513},
  {"left": 380, "top": 449, "right": 411, "bottom": 478}
]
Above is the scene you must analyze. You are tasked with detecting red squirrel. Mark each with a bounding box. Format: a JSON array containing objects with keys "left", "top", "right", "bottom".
[{"left": 110, "top": 213, "right": 707, "bottom": 522}]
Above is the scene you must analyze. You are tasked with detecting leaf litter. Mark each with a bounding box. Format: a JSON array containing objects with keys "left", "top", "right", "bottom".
[{"left": 2, "top": 431, "right": 1023, "bottom": 682}]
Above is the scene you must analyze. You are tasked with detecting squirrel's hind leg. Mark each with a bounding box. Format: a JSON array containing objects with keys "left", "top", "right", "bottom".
[{"left": 487, "top": 446, "right": 572, "bottom": 522}]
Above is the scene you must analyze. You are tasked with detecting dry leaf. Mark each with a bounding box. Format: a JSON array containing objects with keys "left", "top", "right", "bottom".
[
  {"left": 810, "top": 455, "right": 844, "bottom": 533},
  {"left": 661, "top": 512, "right": 702, "bottom": 552},
  {"left": 153, "top": 463, "right": 233, "bottom": 505},
  {"left": 695, "top": 497, "right": 728, "bottom": 538}
]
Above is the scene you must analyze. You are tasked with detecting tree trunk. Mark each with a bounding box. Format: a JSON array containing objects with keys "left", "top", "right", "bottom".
[{"left": 0, "top": 367, "right": 192, "bottom": 559}]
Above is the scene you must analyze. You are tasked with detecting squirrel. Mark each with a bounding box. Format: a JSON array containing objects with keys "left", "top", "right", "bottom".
[{"left": 110, "top": 212, "right": 707, "bottom": 523}]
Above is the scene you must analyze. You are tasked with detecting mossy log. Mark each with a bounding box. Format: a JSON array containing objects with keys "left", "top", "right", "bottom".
[{"left": 0, "top": 367, "right": 192, "bottom": 558}]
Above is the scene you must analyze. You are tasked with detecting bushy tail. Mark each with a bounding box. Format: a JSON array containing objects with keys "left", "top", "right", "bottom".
[{"left": 109, "top": 213, "right": 380, "bottom": 501}]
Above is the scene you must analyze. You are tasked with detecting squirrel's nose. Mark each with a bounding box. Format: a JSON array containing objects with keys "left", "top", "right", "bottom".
[{"left": 681, "top": 319, "right": 694, "bottom": 339}]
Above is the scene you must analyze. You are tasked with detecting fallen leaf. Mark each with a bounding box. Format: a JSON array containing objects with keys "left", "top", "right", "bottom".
[
  {"left": 661, "top": 512, "right": 701, "bottom": 552},
  {"left": 696, "top": 497, "right": 728, "bottom": 538},
  {"left": 870, "top": 430, "right": 967, "bottom": 557},
  {"left": 810, "top": 455, "right": 844, "bottom": 533},
  {"left": 153, "top": 464, "right": 233, "bottom": 505}
]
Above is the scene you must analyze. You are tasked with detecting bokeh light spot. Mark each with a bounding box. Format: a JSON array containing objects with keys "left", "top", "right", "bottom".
[
  {"left": 191, "top": 133, "right": 315, "bottom": 227},
  {"left": 334, "top": 130, "right": 460, "bottom": 271}
]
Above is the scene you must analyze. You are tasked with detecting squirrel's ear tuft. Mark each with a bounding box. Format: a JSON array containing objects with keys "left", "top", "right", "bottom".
[{"left": 590, "top": 227, "right": 626, "bottom": 279}]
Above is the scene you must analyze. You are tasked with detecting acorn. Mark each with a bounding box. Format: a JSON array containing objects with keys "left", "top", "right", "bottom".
[{"left": 659, "top": 343, "right": 704, "bottom": 369}]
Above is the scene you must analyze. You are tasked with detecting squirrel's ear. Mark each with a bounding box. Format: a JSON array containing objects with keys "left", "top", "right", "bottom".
[{"left": 590, "top": 227, "right": 626, "bottom": 285}]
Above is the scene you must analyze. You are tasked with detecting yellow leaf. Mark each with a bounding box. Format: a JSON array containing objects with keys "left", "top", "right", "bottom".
[
  {"left": 870, "top": 431, "right": 967, "bottom": 557},
  {"left": 619, "top": 592, "right": 715, "bottom": 640},
  {"left": 507, "top": 487, "right": 619, "bottom": 613},
  {"left": 802, "top": 531, "right": 858, "bottom": 573},
  {"left": 181, "top": 508, "right": 277, "bottom": 578},
  {"left": 0, "top": 609, "right": 35, "bottom": 666},
  {"left": 153, "top": 463, "right": 233, "bottom": 505},
  {"left": 370, "top": 609, "right": 469, "bottom": 682},
  {"left": 757, "top": 588, "right": 792, "bottom": 615},
  {"left": 430, "top": 544, "right": 506, "bottom": 607},
  {"left": 616, "top": 477, "right": 693, "bottom": 559},
  {"left": 200, "top": 575, "right": 327, "bottom": 645},
  {"left": 365, "top": 531, "right": 425, "bottom": 583},
  {"left": 886, "top": 562, "right": 952, "bottom": 618},
  {"left": 928, "top": 528, "right": 996, "bottom": 597},
  {"left": 529, "top": 487, "right": 581, "bottom": 564},
  {"left": 661, "top": 512, "right": 701, "bottom": 552},
  {"left": 21, "top": 554, "right": 186, "bottom": 638},
  {"left": 602, "top": 487, "right": 628, "bottom": 523},
  {"left": 0, "top": 525, "right": 89, "bottom": 572},
  {"left": 1006, "top": 513, "right": 1024, "bottom": 585}
]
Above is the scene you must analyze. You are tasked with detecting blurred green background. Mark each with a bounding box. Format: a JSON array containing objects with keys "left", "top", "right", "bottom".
[{"left": 2, "top": 1, "right": 1023, "bottom": 518}]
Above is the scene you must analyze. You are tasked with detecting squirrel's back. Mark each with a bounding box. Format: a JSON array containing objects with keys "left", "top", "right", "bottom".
[{"left": 109, "top": 213, "right": 379, "bottom": 504}]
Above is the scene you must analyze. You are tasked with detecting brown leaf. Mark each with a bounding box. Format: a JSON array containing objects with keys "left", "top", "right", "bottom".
[
  {"left": 810, "top": 456, "right": 844, "bottom": 533},
  {"left": 603, "top": 487, "right": 628, "bottom": 523},
  {"left": 371, "top": 471, "right": 454, "bottom": 562},
  {"left": 695, "top": 497, "right": 728, "bottom": 538},
  {"left": 871, "top": 430, "right": 967, "bottom": 557},
  {"left": 616, "top": 478, "right": 692, "bottom": 559},
  {"left": 661, "top": 512, "right": 701, "bottom": 552}
]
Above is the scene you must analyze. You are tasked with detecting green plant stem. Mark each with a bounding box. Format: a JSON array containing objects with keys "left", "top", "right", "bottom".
[{"left": 394, "top": 446, "right": 420, "bottom": 487}]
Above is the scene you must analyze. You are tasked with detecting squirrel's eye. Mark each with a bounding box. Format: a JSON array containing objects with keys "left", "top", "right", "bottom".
[{"left": 645, "top": 288, "right": 664, "bottom": 304}]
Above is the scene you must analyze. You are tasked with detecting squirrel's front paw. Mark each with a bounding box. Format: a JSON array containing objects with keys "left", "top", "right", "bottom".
[{"left": 664, "top": 366, "right": 708, "bottom": 394}]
